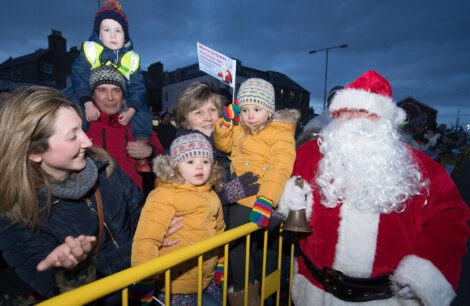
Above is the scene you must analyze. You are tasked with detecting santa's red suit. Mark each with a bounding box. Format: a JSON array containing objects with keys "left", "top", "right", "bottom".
[
  {"left": 218, "top": 69, "right": 232, "bottom": 84},
  {"left": 280, "top": 139, "right": 469, "bottom": 306}
]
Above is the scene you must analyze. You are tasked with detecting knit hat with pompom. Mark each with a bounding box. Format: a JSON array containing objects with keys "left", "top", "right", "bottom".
[{"left": 94, "top": 0, "right": 129, "bottom": 42}]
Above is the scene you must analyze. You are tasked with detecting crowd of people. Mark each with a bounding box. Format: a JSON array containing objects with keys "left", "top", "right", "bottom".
[
  {"left": 401, "top": 120, "right": 468, "bottom": 163},
  {"left": 0, "top": 1, "right": 469, "bottom": 306}
]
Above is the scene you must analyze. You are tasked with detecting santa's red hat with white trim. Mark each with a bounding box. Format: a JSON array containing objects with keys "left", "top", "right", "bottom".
[{"left": 329, "top": 70, "right": 406, "bottom": 125}]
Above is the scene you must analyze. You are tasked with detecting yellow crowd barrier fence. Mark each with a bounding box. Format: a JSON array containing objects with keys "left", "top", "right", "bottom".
[{"left": 37, "top": 222, "right": 296, "bottom": 306}]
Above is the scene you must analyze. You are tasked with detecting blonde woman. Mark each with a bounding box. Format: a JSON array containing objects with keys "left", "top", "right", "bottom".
[{"left": 0, "top": 86, "right": 144, "bottom": 304}]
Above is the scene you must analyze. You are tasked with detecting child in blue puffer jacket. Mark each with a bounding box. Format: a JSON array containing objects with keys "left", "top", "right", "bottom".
[{"left": 70, "top": 0, "right": 153, "bottom": 173}]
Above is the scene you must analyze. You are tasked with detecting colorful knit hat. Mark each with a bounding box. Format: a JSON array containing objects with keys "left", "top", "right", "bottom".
[
  {"left": 329, "top": 70, "right": 406, "bottom": 125},
  {"left": 89, "top": 65, "right": 126, "bottom": 93},
  {"left": 94, "top": 0, "right": 129, "bottom": 42},
  {"left": 170, "top": 133, "right": 214, "bottom": 167},
  {"left": 237, "top": 78, "right": 275, "bottom": 113}
]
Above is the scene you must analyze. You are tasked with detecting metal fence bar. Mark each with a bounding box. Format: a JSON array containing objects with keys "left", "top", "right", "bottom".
[
  {"left": 222, "top": 243, "right": 229, "bottom": 306},
  {"left": 197, "top": 255, "right": 203, "bottom": 306},
  {"left": 164, "top": 269, "right": 170, "bottom": 305},
  {"left": 122, "top": 287, "right": 128, "bottom": 306},
  {"left": 288, "top": 243, "right": 295, "bottom": 306},
  {"left": 243, "top": 233, "right": 251, "bottom": 305},
  {"left": 276, "top": 232, "right": 284, "bottom": 306},
  {"left": 261, "top": 230, "right": 268, "bottom": 304}
]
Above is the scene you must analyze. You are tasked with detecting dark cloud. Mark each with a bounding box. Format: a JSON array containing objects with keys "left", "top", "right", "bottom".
[{"left": 1, "top": 0, "right": 469, "bottom": 126}]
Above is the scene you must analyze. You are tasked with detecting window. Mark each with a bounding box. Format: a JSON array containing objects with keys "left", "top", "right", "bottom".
[
  {"left": 176, "top": 69, "right": 181, "bottom": 82},
  {"left": 164, "top": 73, "right": 170, "bottom": 85},
  {"left": 165, "top": 92, "right": 168, "bottom": 102},
  {"left": 42, "top": 63, "right": 53, "bottom": 74},
  {"left": 289, "top": 91, "right": 295, "bottom": 102},
  {"left": 418, "top": 113, "right": 427, "bottom": 123}
]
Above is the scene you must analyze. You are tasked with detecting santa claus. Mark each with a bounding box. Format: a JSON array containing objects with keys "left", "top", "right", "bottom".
[
  {"left": 278, "top": 70, "right": 469, "bottom": 306},
  {"left": 217, "top": 69, "right": 233, "bottom": 84}
]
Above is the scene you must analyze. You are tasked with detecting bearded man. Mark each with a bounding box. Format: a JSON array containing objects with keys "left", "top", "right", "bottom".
[{"left": 278, "top": 70, "right": 469, "bottom": 306}]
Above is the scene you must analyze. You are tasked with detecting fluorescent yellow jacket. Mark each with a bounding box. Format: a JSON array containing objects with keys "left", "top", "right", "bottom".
[{"left": 82, "top": 40, "right": 140, "bottom": 80}]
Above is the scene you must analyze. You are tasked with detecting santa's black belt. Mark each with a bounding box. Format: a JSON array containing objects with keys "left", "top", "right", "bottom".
[{"left": 300, "top": 250, "right": 393, "bottom": 302}]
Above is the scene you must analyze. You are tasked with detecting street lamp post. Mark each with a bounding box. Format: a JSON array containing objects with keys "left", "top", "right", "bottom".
[{"left": 309, "top": 44, "right": 348, "bottom": 109}]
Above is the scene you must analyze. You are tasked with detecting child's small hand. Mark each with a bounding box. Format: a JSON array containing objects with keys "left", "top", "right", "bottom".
[
  {"left": 118, "top": 108, "right": 136, "bottom": 126},
  {"left": 84, "top": 101, "right": 100, "bottom": 121},
  {"left": 214, "top": 264, "right": 224, "bottom": 287},
  {"left": 221, "top": 99, "right": 240, "bottom": 128},
  {"left": 222, "top": 172, "right": 259, "bottom": 204},
  {"left": 249, "top": 196, "right": 273, "bottom": 228}
]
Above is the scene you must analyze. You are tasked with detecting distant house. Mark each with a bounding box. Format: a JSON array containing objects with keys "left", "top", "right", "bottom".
[
  {"left": 0, "top": 30, "right": 79, "bottom": 90},
  {"left": 143, "top": 61, "right": 164, "bottom": 113},
  {"left": 160, "top": 62, "right": 310, "bottom": 122},
  {"left": 397, "top": 97, "right": 437, "bottom": 128}
]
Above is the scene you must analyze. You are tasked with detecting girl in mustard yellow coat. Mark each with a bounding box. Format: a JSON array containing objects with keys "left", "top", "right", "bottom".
[
  {"left": 213, "top": 78, "right": 299, "bottom": 303},
  {"left": 131, "top": 133, "right": 225, "bottom": 306}
]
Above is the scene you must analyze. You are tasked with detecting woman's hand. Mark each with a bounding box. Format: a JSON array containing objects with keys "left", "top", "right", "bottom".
[
  {"left": 37, "top": 235, "right": 96, "bottom": 271},
  {"left": 162, "top": 216, "right": 183, "bottom": 247}
]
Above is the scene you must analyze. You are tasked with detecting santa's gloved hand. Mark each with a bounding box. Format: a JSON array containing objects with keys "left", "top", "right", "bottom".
[
  {"left": 221, "top": 99, "right": 240, "bottom": 127},
  {"left": 278, "top": 176, "right": 312, "bottom": 219},
  {"left": 221, "top": 172, "right": 259, "bottom": 204},
  {"left": 249, "top": 196, "right": 273, "bottom": 228},
  {"left": 288, "top": 185, "right": 308, "bottom": 211},
  {"left": 397, "top": 285, "right": 417, "bottom": 299}
]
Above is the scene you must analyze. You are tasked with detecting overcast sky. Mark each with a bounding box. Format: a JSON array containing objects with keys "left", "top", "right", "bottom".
[{"left": 1, "top": 0, "right": 469, "bottom": 127}]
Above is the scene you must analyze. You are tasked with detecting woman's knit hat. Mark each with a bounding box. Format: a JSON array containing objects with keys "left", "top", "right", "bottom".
[
  {"left": 237, "top": 78, "right": 275, "bottom": 113},
  {"left": 94, "top": 0, "right": 129, "bottom": 42},
  {"left": 170, "top": 133, "right": 213, "bottom": 167},
  {"left": 89, "top": 65, "right": 126, "bottom": 93}
]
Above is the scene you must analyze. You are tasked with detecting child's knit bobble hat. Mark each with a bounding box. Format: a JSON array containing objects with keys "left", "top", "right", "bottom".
[
  {"left": 170, "top": 133, "right": 214, "bottom": 167},
  {"left": 89, "top": 65, "right": 126, "bottom": 94},
  {"left": 237, "top": 78, "right": 275, "bottom": 113},
  {"left": 94, "top": 0, "right": 129, "bottom": 42}
]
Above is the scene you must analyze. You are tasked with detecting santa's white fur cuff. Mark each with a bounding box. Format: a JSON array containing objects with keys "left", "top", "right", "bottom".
[{"left": 392, "top": 255, "right": 455, "bottom": 306}]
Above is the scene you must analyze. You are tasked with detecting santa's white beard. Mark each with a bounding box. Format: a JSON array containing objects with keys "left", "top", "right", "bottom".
[{"left": 317, "top": 118, "right": 426, "bottom": 213}]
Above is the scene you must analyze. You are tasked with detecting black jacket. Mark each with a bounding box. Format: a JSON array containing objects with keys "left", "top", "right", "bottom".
[{"left": 0, "top": 160, "right": 144, "bottom": 298}]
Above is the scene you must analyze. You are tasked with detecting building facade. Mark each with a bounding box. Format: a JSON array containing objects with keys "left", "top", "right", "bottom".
[{"left": 0, "top": 30, "right": 78, "bottom": 89}]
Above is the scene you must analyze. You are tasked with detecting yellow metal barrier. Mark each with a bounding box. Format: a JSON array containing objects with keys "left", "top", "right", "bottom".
[{"left": 37, "top": 222, "right": 294, "bottom": 306}]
